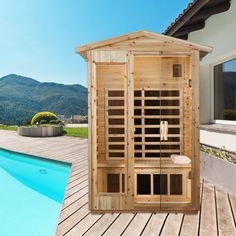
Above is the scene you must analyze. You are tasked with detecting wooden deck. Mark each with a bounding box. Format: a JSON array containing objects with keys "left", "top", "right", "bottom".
[{"left": 0, "top": 130, "right": 236, "bottom": 236}]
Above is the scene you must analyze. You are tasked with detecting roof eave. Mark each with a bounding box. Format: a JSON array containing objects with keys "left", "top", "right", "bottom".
[
  {"left": 76, "top": 30, "right": 146, "bottom": 55},
  {"left": 75, "top": 30, "right": 212, "bottom": 60},
  {"left": 164, "top": 0, "right": 210, "bottom": 36},
  {"left": 165, "top": 0, "right": 231, "bottom": 39}
]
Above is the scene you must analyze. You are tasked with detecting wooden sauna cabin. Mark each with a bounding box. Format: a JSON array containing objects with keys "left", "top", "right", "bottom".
[{"left": 76, "top": 30, "right": 212, "bottom": 213}]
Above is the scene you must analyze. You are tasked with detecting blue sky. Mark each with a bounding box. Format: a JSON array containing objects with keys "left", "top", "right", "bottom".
[{"left": 0, "top": 0, "right": 192, "bottom": 87}]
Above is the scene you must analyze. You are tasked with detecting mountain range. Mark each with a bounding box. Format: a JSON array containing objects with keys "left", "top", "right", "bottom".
[{"left": 0, "top": 74, "right": 88, "bottom": 125}]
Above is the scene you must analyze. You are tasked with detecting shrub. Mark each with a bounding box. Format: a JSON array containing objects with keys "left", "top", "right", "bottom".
[
  {"left": 31, "top": 112, "right": 58, "bottom": 125},
  {"left": 50, "top": 119, "right": 64, "bottom": 125},
  {"left": 57, "top": 120, "right": 64, "bottom": 125},
  {"left": 40, "top": 120, "right": 47, "bottom": 125},
  {"left": 49, "top": 119, "right": 58, "bottom": 125},
  {"left": 63, "top": 130, "right": 67, "bottom": 135},
  {"left": 21, "top": 119, "right": 31, "bottom": 126},
  {"left": 200, "top": 144, "right": 233, "bottom": 163}
]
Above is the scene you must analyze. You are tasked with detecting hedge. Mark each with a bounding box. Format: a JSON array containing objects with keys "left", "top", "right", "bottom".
[{"left": 31, "top": 112, "right": 58, "bottom": 125}]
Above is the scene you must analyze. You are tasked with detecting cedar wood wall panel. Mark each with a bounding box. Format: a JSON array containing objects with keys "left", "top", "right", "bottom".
[{"left": 87, "top": 38, "right": 201, "bottom": 212}]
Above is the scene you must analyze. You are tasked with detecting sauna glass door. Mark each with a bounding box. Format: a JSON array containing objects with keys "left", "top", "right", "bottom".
[
  {"left": 96, "top": 64, "right": 128, "bottom": 197},
  {"left": 133, "top": 56, "right": 192, "bottom": 210},
  {"left": 159, "top": 58, "right": 192, "bottom": 210}
]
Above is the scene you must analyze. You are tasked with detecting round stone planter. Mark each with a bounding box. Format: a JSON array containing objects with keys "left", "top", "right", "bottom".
[{"left": 18, "top": 126, "right": 63, "bottom": 137}]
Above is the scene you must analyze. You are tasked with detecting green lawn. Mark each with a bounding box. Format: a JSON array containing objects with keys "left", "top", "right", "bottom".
[
  {"left": 64, "top": 127, "right": 88, "bottom": 138},
  {"left": 0, "top": 125, "right": 17, "bottom": 131},
  {"left": 0, "top": 125, "right": 88, "bottom": 139}
]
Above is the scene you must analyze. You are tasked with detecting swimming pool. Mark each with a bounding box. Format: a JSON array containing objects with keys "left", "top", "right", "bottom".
[{"left": 0, "top": 148, "right": 71, "bottom": 236}]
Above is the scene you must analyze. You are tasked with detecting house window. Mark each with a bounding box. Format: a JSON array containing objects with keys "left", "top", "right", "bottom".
[{"left": 214, "top": 58, "right": 236, "bottom": 121}]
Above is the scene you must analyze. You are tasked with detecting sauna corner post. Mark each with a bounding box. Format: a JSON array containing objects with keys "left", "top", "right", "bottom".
[
  {"left": 127, "top": 51, "right": 135, "bottom": 208},
  {"left": 87, "top": 51, "right": 92, "bottom": 211},
  {"left": 88, "top": 51, "right": 97, "bottom": 211},
  {"left": 191, "top": 50, "right": 200, "bottom": 210}
]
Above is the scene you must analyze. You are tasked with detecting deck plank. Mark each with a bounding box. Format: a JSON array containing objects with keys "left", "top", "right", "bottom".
[
  {"left": 122, "top": 213, "right": 151, "bottom": 236},
  {"left": 199, "top": 181, "right": 218, "bottom": 236},
  {"left": 229, "top": 194, "right": 236, "bottom": 227},
  {"left": 215, "top": 187, "right": 236, "bottom": 236},
  {"left": 0, "top": 130, "right": 235, "bottom": 236},
  {"left": 180, "top": 182, "right": 203, "bottom": 236},
  {"left": 83, "top": 213, "right": 119, "bottom": 236},
  {"left": 62, "top": 187, "right": 88, "bottom": 209},
  {"left": 161, "top": 213, "right": 183, "bottom": 236},
  {"left": 103, "top": 213, "right": 135, "bottom": 235},
  {"left": 64, "top": 180, "right": 88, "bottom": 197},
  {"left": 59, "top": 194, "right": 88, "bottom": 223},
  {"left": 65, "top": 213, "right": 103, "bottom": 235},
  {"left": 57, "top": 204, "right": 90, "bottom": 236},
  {"left": 180, "top": 214, "right": 199, "bottom": 236},
  {"left": 142, "top": 213, "right": 167, "bottom": 236}
]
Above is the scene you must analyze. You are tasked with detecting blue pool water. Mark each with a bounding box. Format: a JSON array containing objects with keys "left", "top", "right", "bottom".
[{"left": 0, "top": 148, "right": 71, "bottom": 236}]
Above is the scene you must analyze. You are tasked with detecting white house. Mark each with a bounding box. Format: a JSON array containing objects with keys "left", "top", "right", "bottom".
[{"left": 165, "top": 0, "right": 236, "bottom": 152}]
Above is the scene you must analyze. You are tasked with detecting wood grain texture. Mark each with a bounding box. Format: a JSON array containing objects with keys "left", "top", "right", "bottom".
[
  {"left": 161, "top": 213, "right": 183, "bottom": 236},
  {"left": 91, "top": 53, "right": 195, "bottom": 211},
  {"left": 76, "top": 30, "right": 212, "bottom": 60},
  {"left": 215, "top": 187, "right": 236, "bottom": 236},
  {"left": 199, "top": 181, "right": 218, "bottom": 236}
]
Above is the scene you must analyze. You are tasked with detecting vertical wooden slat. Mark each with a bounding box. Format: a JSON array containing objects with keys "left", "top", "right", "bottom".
[
  {"left": 179, "top": 82, "right": 184, "bottom": 155},
  {"left": 91, "top": 51, "right": 98, "bottom": 210},
  {"left": 124, "top": 56, "right": 129, "bottom": 199},
  {"left": 87, "top": 51, "right": 92, "bottom": 210},
  {"left": 127, "top": 51, "right": 135, "bottom": 209},
  {"left": 105, "top": 89, "right": 109, "bottom": 160},
  {"left": 150, "top": 173, "right": 154, "bottom": 195},
  {"left": 190, "top": 50, "right": 200, "bottom": 210},
  {"left": 141, "top": 88, "right": 145, "bottom": 158}
]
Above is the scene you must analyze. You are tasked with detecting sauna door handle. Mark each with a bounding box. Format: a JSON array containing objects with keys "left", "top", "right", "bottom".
[{"left": 160, "top": 121, "right": 168, "bottom": 141}]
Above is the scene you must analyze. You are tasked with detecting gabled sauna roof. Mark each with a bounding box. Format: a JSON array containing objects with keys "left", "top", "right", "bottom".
[{"left": 76, "top": 30, "right": 212, "bottom": 60}]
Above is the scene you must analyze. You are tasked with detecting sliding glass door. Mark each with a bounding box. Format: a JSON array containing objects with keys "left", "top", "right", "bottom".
[{"left": 214, "top": 58, "right": 236, "bottom": 121}]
